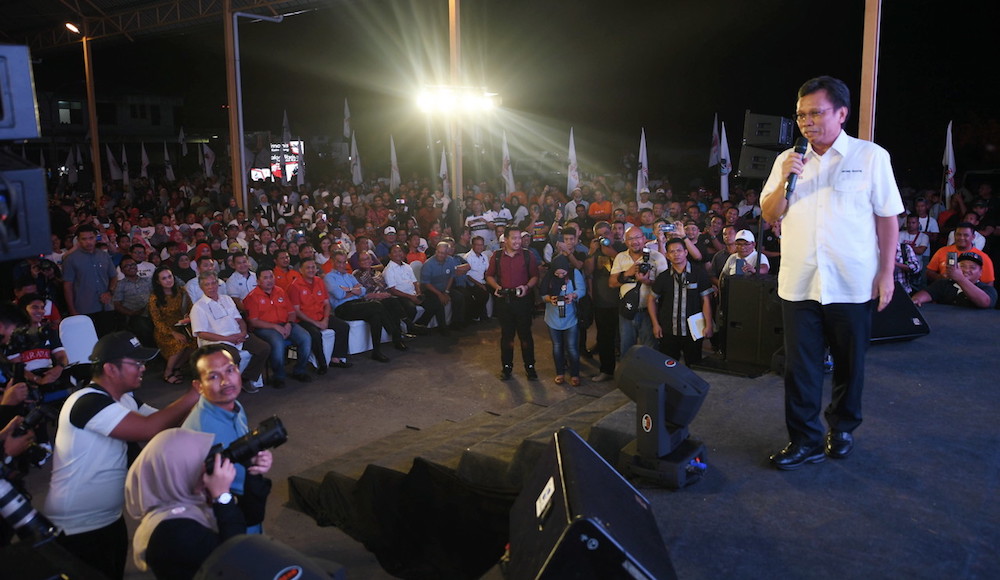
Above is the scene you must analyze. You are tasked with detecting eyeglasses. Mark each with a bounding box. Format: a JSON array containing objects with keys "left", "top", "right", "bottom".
[
  {"left": 794, "top": 108, "right": 831, "bottom": 122},
  {"left": 119, "top": 360, "right": 146, "bottom": 369}
]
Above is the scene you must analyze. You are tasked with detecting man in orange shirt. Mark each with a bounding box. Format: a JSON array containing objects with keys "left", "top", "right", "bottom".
[
  {"left": 288, "top": 258, "right": 352, "bottom": 373},
  {"left": 273, "top": 250, "right": 301, "bottom": 292},
  {"left": 926, "top": 223, "right": 994, "bottom": 285},
  {"left": 245, "top": 267, "right": 313, "bottom": 388}
]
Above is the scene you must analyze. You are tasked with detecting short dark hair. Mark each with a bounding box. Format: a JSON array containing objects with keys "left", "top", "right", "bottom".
[
  {"left": 665, "top": 237, "right": 687, "bottom": 253},
  {"left": 798, "top": 75, "right": 851, "bottom": 121},
  {"left": 76, "top": 224, "right": 98, "bottom": 236},
  {"left": 955, "top": 222, "right": 976, "bottom": 233},
  {"left": 190, "top": 343, "right": 234, "bottom": 377}
]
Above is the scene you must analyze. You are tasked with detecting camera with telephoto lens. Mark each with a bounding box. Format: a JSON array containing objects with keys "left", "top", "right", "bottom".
[
  {"left": 204, "top": 416, "right": 288, "bottom": 474},
  {"left": 12, "top": 406, "right": 56, "bottom": 468},
  {"left": 0, "top": 473, "right": 58, "bottom": 546},
  {"left": 637, "top": 247, "right": 652, "bottom": 275}
]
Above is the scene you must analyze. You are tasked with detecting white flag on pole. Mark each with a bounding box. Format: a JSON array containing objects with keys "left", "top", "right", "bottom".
[
  {"left": 343, "top": 99, "right": 351, "bottom": 141},
  {"left": 709, "top": 113, "right": 721, "bottom": 167},
  {"left": 121, "top": 145, "right": 130, "bottom": 188},
  {"left": 500, "top": 131, "right": 515, "bottom": 195},
  {"left": 719, "top": 121, "right": 732, "bottom": 201},
  {"left": 140, "top": 142, "right": 149, "bottom": 178},
  {"left": 295, "top": 141, "right": 305, "bottom": 188},
  {"left": 350, "top": 132, "right": 363, "bottom": 186},
  {"left": 66, "top": 148, "right": 78, "bottom": 184},
  {"left": 282, "top": 110, "right": 292, "bottom": 145},
  {"left": 243, "top": 145, "right": 254, "bottom": 176},
  {"left": 178, "top": 127, "right": 188, "bottom": 157},
  {"left": 163, "top": 142, "right": 175, "bottom": 182},
  {"left": 106, "top": 145, "right": 122, "bottom": 180},
  {"left": 636, "top": 128, "right": 649, "bottom": 202},
  {"left": 203, "top": 144, "right": 215, "bottom": 178},
  {"left": 567, "top": 127, "right": 579, "bottom": 195},
  {"left": 75, "top": 145, "right": 83, "bottom": 165},
  {"left": 389, "top": 135, "right": 401, "bottom": 193},
  {"left": 439, "top": 148, "right": 449, "bottom": 196},
  {"left": 943, "top": 120, "right": 956, "bottom": 204}
]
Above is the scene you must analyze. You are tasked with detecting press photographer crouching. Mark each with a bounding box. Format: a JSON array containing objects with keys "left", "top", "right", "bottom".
[
  {"left": 125, "top": 428, "right": 248, "bottom": 579},
  {"left": 182, "top": 345, "right": 280, "bottom": 534}
]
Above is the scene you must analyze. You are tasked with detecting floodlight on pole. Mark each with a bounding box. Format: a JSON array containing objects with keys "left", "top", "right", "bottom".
[{"left": 65, "top": 21, "right": 103, "bottom": 203}]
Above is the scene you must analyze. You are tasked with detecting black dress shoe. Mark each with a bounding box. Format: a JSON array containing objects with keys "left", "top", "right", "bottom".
[
  {"left": 371, "top": 352, "right": 390, "bottom": 363},
  {"left": 330, "top": 360, "right": 353, "bottom": 369},
  {"left": 525, "top": 365, "right": 539, "bottom": 380},
  {"left": 770, "top": 443, "right": 826, "bottom": 470},
  {"left": 316, "top": 365, "right": 328, "bottom": 376},
  {"left": 825, "top": 431, "right": 854, "bottom": 459},
  {"left": 393, "top": 340, "right": 408, "bottom": 351},
  {"left": 499, "top": 365, "right": 513, "bottom": 380},
  {"left": 410, "top": 324, "right": 429, "bottom": 335}
]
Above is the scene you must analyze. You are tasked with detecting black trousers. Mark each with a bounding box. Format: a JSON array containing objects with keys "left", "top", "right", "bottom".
[
  {"left": 657, "top": 332, "right": 704, "bottom": 365},
  {"left": 56, "top": 515, "right": 128, "bottom": 580},
  {"left": 466, "top": 284, "right": 491, "bottom": 320},
  {"left": 781, "top": 299, "right": 874, "bottom": 446},
  {"left": 299, "top": 316, "right": 351, "bottom": 365},
  {"left": 379, "top": 297, "right": 409, "bottom": 332},
  {"left": 335, "top": 299, "right": 401, "bottom": 355},
  {"left": 496, "top": 295, "right": 534, "bottom": 367},
  {"left": 593, "top": 306, "right": 619, "bottom": 375},
  {"left": 416, "top": 292, "right": 446, "bottom": 328}
]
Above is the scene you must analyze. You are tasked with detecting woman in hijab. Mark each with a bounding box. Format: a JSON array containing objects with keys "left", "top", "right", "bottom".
[{"left": 125, "top": 428, "right": 246, "bottom": 579}]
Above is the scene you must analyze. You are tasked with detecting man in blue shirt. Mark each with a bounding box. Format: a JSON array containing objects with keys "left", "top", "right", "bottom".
[
  {"left": 324, "top": 250, "right": 405, "bottom": 362},
  {"left": 182, "top": 345, "right": 273, "bottom": 533},
  {"left": 421, "top": 241, "right": 467, "bottom": 331}
]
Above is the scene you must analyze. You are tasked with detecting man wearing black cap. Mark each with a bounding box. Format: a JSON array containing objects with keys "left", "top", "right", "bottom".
[
  {"left": 44, "top": 331, "right": 200, "bottom": 579},
  {"left": 912, "top": 252, "right": 997, "bottom": 309}
]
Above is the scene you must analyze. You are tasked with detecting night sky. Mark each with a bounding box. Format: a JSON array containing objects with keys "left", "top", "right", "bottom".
[{"left": 28, "top": 0, "right": 1000, "bottom": 191}]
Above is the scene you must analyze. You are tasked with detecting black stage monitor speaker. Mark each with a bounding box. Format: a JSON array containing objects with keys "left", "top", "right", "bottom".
[
  {"left": 724, "top": 276, "right": 784, "bottom": 367},
  {"left": 737, "top": 145, "right": 781, "bottom": 180},
  {"left": 194, "top": 534, "right": 346, "bottom": 580},
  {"left": 508, "top": 427, "right": 677, "bottom": 580},
  {"left": 0, "top": 45, "right": 41, "bottom": 141},
  {"left": 871, "top": 282, "right": 930, "bottom": 342},
  {"left": 0, "top": 149, "right": 51, "bottom": 262},
  {"left": 742, "top": 112, "right": 794, "bottom": 149}
]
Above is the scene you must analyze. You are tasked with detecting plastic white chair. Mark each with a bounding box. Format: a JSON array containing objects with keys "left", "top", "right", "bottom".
[
  {"left": 59, "top": 315, "right": 100, "bottom": 365},
  {"left": 409, "top": 260, "right": 423, "bottom": 282}
]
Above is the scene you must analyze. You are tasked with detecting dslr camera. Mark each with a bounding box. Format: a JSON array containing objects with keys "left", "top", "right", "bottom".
[
  {"left": 637, "top": 247, "right": 653, "bottom": 275},
  {"left": 205, "top": 416, "right": 288, "bottom": 474}
]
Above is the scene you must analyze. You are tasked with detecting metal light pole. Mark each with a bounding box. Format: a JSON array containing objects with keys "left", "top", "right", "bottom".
[
  {"left": 224, "top": 2, "right": 283, "bottom": 210},
  {"left": 66, "top": 22, "right": 103, "bottom": 203},
  {"left": 449, "top": 0, "right": 463, "bottom": 233}
]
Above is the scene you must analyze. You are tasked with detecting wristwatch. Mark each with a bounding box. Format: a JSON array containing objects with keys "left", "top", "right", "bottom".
[{"left": 213, "top": 492, "right": 234, "bottom": 505}]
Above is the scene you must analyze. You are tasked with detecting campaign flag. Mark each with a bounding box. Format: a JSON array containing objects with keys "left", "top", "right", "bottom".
[
  {"left": 500, "top": 131, "right": 515, "bottom": 195},
  {"left": 75, "top": 144, "right": 83, "bottom": 165},
  {"left": 203, "top": 143, "right": 215, "bottom": 178},
  {"left": 719, "top": 121, "right": 733, "bottom": 201},
  {"left": 178, "top": 127, "right": 188, "bottom": 156},
  {"left": 389, "top": 135, "right": 401, "bottom": 193},
  {"left": 65, "top": 148, "right": 78, "bottom": 184},
  {"left": 295, "top": 142, "right": 305, "bottom": 188},
  {"left": 636, "top": 128, "right": 649, "bottom": 201},
  {"left": 709, "top": 113, "right": 721, "bottom": 167},
  {"left": 350, "top": 132, "right": 363, "bottom": 185},
  {"left": 106, "top": 145, "right": 122, "bottom": 180},
  {"left": 943, "top": 120, "right": 956, "bottom": 204},
  {"left": 282, "top": 110, "right": 292, "bottom": 145},
  {"left": 140, "top": 142, "right": 150, "bottom": 178},
  {"left": 163, "top": 142, "right": 175, "bottom": 182},
  {"left": 567, "top": 127, "right": 580, "bottom": 195},
  {"left": 343, "top": 99, "right": 351, "bottom": 141},
  {"left": 439, "top": 148, "right": 449, "bottom": 196},
  {"left": 121, "top": 145, "right": 130, "bottom": 188}
]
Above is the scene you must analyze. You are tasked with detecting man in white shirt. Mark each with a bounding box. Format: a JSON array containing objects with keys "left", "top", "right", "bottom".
[
  {"left": 462, "top": 236, "right": 493, "bottom": 321},
  {"left": 225, "top": 252, "right": 258, "bottom": 310},
  {"left": 761, "top": 76, "right": 903, "bottom": 471},
  {"left": 189, "top": 271, "right": 270, "bottom": 392},
  {"left": 384, "top": 244, "right": 439, "bottom": 330}
]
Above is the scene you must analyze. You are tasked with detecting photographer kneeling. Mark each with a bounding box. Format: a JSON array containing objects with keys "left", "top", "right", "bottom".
[{"left": 125, "top": 428, "right": 250, "bottom": 579}]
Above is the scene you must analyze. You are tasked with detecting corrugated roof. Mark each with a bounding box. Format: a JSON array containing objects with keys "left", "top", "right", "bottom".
[{"left": 0, "top": 0, "right": 336, "bottom": 52}]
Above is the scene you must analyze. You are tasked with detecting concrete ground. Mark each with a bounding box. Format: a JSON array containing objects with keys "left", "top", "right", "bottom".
[{"left": 21, "top": 303, "right": 1000, "bottom": 579}]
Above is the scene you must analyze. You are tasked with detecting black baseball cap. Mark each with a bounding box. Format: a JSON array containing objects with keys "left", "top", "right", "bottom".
[
  {"left": 958, "top": 252, "right": 983, "bottom": 267},
  {"left": 90, "top": 331, "right": 159, "bottom": 364}
]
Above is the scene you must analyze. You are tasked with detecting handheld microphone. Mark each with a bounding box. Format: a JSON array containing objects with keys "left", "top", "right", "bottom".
[{"left": 785, "top": 138, "right": 809, "bottom": 198}]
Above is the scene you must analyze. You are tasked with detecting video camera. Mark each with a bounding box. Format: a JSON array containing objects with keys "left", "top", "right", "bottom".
[{"left": 205, "top": 416, "right": 288, "bottom": 474}]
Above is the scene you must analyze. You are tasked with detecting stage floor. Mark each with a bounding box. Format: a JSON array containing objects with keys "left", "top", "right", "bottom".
[{"left": 22, "top": 303, "right": 1000, "bottom": 579}]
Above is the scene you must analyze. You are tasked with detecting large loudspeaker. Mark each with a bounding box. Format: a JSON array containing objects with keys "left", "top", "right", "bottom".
[
  {"left": 871, "top": 282, "right": 930, "bottom": 342},
  {"left": 0, "top": 149, "right": 51, "bottom": 262},
  {"left": 742, "top": 112, "right": 794, "bottom": 149},
  {"left": 724, "top": 276, "right": 784, "bottom": 367},
  {"left": 0, "top": 45, "right": 41, "bottom": 141},
  {"left": 737, "top": 145, "right": 781, "bottom": 180},
  {"left": 507, "top": 427, "right": 677, "bottom": 580},
  {"left": 194, "top": 534, "right": 346, "bottom": 580}
]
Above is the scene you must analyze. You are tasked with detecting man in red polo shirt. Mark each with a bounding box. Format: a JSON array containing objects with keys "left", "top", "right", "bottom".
[
  {"left": 288, "top": 258, "right": 352, "bottom": 373},
  {"left": 245, "top": 267, "right": 313, "bottom": 388},
  {"left": 485, "top": 225, "right": 540, "bottom": 380}
]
